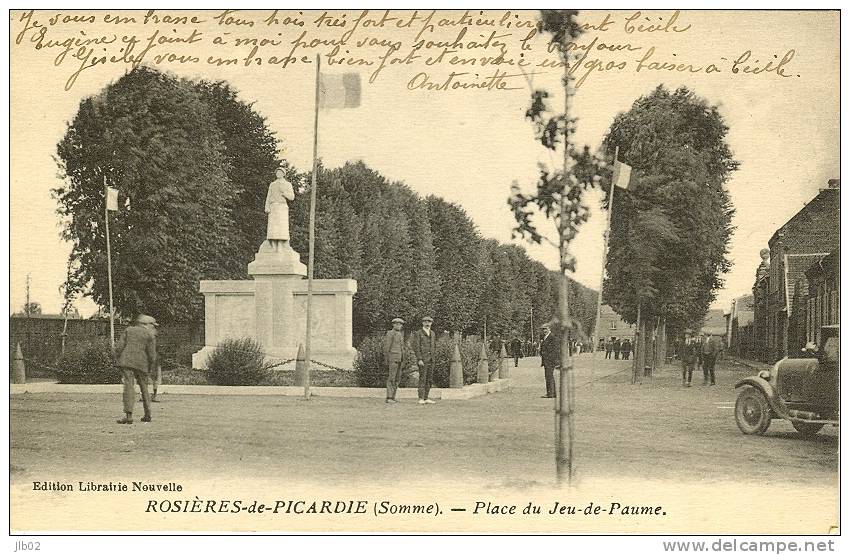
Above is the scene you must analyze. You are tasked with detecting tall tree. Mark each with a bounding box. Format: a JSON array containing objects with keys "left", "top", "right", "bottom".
[
  {"left": 54, "top": 67, "right": 241, "bottom": 323},
  {"left": 195, "top": 80, "right": 284, "bottom": 270},
  {"left": 603, "top": 85, "right": 738, "bottom": 332}
]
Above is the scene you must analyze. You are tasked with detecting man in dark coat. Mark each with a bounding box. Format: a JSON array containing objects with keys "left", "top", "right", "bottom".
[
  {"left": 681, "top": 337, "right": 698, "bottom": 387},
  {"left": 701, "top": 334, "right": 722, "bottom": 385},
  {"left": 510, "top": 336, "right": 523, "bottom": 367},
  {"left": 410, "top": 316, "right": 437, "bottom": 404},
  {"left": 115, "top": 314, "right": 158, "bottom": 424},
  {"left": 621, "top": 338, "right": 632, "bottom": 360},
  {"left": 613, "top": 337, "right": 622, "bottom": 360},
  {"left": 539, "top": 323, "right": 560, "bottom": 398}
]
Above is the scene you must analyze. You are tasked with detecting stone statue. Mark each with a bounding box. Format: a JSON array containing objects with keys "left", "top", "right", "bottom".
[
  {"left": 265, "top": 168, "right": 295, "bottom": 251},
  {"left": 756, "top": 247, "right": 771, "bottom": 280}
]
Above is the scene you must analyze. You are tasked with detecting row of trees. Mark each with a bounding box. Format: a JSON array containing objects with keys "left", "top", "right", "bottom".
[
  {"left": 289, "top": 161, "right": 598, "bottom": 338},
  {"left": 54, "top": 67, "right": 598, "bottom": 339}
]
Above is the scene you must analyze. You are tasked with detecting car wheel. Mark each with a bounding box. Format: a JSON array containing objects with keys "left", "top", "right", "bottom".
[
  {"left": 792, "top": 422, "right": 824, "bottom": 437},
  {"left": 735, "top": 387, "right": 772, "bottom": 435}
]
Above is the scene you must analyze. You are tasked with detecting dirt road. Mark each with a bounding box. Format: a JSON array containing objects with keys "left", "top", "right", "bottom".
[{"left": 11, "top": 355, "right": 838, "bottom": 488}]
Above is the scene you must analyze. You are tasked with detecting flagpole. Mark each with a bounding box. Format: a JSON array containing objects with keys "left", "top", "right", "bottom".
[
  {"left": 591, "top": 146, "right": 618, "bottom": 379},
  {"left": 104, "top": 175, "right": 115, "bottom": 349},
  {"left": 304, "top": 54, "right": 321, "bottom": 400}
]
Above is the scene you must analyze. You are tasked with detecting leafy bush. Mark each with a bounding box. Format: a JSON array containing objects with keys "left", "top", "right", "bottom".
[
  {"left": 160, "top": 343, "right": 200, "bottom": 371},
  {"left": 55, "top": 339, "right": 121, "bottom": 384},
  {"left": 205, "top": 337, "right": 269, "bottom": 386},
  {"left": 354, "top": 335, "right": 384, "bottom": 387},
  {"left": 161, "top": 364, "right": 208, "bottom": 385},
  {"left": 354, "top": 333, "right": 418, "bottom": 388},
  {"left": 459, "top": 339, "right": 499, "bottom": 385}
]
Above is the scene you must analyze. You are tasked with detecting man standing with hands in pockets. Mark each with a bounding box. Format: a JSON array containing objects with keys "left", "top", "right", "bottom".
[
  {"left": 540, "top": 323, "right": 560, "bottom": 398},
  {"left": 411, "top": 316, "right": 437, "bottom": 405},
  {"left": 382, "top": 317, "right": 406, "bottom": 404}
]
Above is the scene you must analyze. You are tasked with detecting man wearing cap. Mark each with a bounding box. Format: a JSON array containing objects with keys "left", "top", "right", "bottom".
[
  {"left": 701, "top": 333, "right": 722, "bottom": 386},
  {"left": 141, "top": 322, "right": 162, "bottom": 403},
  {"left": 410, "top": 316, "right": 437, "bottom": 404},
  {"left": 114, "top": 314, "right": 158, "bottom": 424},
  {"left": 382, "top": 318, "right": 406, "bottom": 403},
  {"left": 540, "top": 323, "right": 560, "bottom": 398}
]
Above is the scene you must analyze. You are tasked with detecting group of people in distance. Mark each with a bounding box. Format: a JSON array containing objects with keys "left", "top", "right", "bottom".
[
  {"left": 598, "top": 336, "right": 633, "bottom": 360},
  {"left": 679, "top": 333, "right": 723, "bottom": 387}
]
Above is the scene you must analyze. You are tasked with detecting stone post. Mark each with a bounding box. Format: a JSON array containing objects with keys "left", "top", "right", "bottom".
[
  {"left": 499, "top": 343, "right": 510, "bottom": 379},
  {"left": 294, "top": 344, "right": 307, "bottom": 386},
  {"left": 449, "top": 342, "right": 463, "bottom": 388},
  {"left": 12, "top": 343, "right": 25, "bottom": 384},
  {"left": 476, "top": 342, "right": 489, "bottom": 384}
]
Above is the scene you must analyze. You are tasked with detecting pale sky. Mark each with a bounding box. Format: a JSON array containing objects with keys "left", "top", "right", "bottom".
[{"left": 9, "top": 9, "right": 840, "bottom": 317}]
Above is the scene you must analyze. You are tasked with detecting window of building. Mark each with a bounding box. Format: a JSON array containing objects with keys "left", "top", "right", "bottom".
[
  {"left": 609, "top": 322, "right": 617, "bottom": 330},
  {"left": 807, "top": 298, "right": 814, "bottom": 343},
  {"left": 830, "top": 289, "right": 839, "bottom": 324}
]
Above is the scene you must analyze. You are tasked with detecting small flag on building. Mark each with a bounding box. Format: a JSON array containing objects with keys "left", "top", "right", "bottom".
[
  {"left": 611, "top": 160, "right": 636, "bottom": 190},
  {"left": 106, "top": 186, "right": 119, "bottom": 211},
  {"left": 319, "top": 73, "right": 361, "bottom": 109}
]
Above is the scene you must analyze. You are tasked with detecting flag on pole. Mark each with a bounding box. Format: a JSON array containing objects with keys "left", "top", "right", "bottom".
[
  {"left": 611, "top": 160, "right": 636, "bottom": 190},
  {"left": 319, "top": 73, "right": 361, "bottom": 109},
  {"left": 106, "top": 186, "right": 119, "bottom": 211}
]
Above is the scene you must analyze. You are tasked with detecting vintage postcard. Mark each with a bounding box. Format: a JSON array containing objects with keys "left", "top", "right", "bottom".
[{"left": 8, "top": 8, "right": 840, "bottom": 540}]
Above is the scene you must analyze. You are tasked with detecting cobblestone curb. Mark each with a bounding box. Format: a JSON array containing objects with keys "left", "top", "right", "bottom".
[{"left": 10, "top": 379, "right": 512, "bottom": 400}]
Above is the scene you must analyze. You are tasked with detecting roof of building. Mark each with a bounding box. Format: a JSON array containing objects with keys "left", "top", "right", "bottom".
[
  {"left": 9, "top": 313, "right": 82, "bottom": 320},
  {"left": 769, "top": 183, "right": 840, "bottom": 248},
  {"left": 700, "top": 308, "right": 726, "bottom": 335},
  {"left": 734, "top": 310, "right": 754, "bottom": 327}
]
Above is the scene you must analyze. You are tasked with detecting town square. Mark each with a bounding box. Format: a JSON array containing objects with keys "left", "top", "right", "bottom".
[{"left": 8, "top": 8, "right": 840, "bottom": 540}]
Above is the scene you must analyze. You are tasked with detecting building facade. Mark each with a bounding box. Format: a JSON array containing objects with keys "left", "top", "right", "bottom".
[
  {"left": 727, "top": 294, "right": 755, "bottom": 359},
  {"left": 803, "top": 251, "right": 839, "bottom": 347},
  {"left": 751, "top": 179, "right": 840, "bottom": 363},
  {"left": 596, "top": 303, "right": 634, "bottom": 341}
]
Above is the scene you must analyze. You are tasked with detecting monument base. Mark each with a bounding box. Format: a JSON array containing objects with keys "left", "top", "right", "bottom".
[
  {"left": 247, "top": 240, "right": 307, "bottom": 277},
  {"left": 193, "top": 238, "right": 357, "bottom": 374}
]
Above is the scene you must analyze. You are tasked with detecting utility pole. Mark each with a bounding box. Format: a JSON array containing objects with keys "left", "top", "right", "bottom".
[
  {"left": 304, "top": 53, "right": 322, "bottom": 400},
  {"left": 104, "top": 175, "right": 116, "bottom": 349},
  {"left": 24, "top": 273, "right": 31, "bottom": 361},
  {"left": 591, "top": 145, "right": 619, "bottom": 380},
  {"left": 25, "top": 273, "right": 31, "bottom": 315}
]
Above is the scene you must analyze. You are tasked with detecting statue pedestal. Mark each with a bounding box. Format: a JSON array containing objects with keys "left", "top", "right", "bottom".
[
  {"left": 192, "top": 241, "right": 357, "bottom": 372},
  {"left": 247, "top": 240, "right": 306, "bottom": 277}
]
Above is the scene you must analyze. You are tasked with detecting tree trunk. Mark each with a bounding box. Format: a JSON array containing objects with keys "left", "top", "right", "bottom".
[
  {"left": 557, "top": 272, "right": 573, "bottom": 484},
  {"left": 656, "top": 318, "right": 667, "bottom": 368},
  {"left": 636, "top": 315, "right": 648, "bottom": 382},
  {"left": 632, "top": 302, "right": 641, "bottom": 384}
]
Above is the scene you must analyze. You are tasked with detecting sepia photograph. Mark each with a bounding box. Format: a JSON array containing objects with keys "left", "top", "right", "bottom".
[{"left": 7, "top": 7, "right": 841, "bottom": 542}]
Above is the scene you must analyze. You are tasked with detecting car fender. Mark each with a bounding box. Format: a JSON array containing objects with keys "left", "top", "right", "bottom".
[{"left": 734, "top": 376, "right": 789, "bottom": 419}]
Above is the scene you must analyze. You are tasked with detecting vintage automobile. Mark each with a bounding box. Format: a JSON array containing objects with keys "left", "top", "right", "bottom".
[{"left": 734, "top": 325, "right": 839, "bottom": 437}]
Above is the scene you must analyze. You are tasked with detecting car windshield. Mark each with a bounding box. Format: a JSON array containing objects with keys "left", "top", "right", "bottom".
[{"left": 822, "top": 337, "right": 839, "bottom": 364}]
